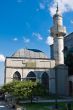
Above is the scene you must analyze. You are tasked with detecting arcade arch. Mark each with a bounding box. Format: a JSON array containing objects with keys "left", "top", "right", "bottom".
[
  {"left": 27, "top": 71, "right": 36, "bottom": 81},
  {"left": 13, "top": 71, "right": 21, "bottom": 81},
  {"left": 41, "top": 72, "right": 49, "bottom": 90}
]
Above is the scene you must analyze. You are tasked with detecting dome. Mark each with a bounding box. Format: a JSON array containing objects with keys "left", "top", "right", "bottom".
[{"left": 12, "top": 48, "right": 48, "bottom": 59}]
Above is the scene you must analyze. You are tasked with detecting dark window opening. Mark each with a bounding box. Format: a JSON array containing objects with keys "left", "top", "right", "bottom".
[
  {"left": 13, "top": 71, "right": 21, "bottom": 81},
  {"left": 41, "top": 72, "right": 49, "bottom": 90},
  {"left": 27, "top": 71, "right": 36, "bottom": 81}
]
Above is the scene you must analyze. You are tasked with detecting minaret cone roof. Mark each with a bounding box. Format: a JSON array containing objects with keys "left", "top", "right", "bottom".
[{"left": 53, "top": 3, "right": 62, "bottom": 18}]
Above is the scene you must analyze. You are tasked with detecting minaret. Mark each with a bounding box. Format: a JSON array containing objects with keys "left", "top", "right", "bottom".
[{"left": 50, "top": 3, "right": 66, "bottom": 65}]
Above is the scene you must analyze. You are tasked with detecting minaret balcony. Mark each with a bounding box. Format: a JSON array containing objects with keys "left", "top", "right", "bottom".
[{"left": 50, "top": 26, "right": 66, "bottom": 37}]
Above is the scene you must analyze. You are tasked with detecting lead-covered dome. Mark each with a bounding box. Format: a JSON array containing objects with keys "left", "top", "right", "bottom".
[{"left": 12, "top": 48, "right": 48, "bottom": 59}]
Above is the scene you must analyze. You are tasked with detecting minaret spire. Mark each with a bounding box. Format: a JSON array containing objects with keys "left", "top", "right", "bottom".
[
  {"left": 56, "top": 2, "right": 58, "bottom": 12},
  {"left": 56, "top": 1, "right": 59, "bottom": 14}
]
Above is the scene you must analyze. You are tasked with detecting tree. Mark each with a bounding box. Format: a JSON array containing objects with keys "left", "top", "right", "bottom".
[
  {"left": 32, "top": 82, "right": 48, "bottom": 97},
  {"left": 1, "top": 81, "right": 19, "bottom": 93},
  {"left": 12, "top": 80, "right": 35, "bottom": 102},
  {"left": 1, "top": 80, "right": 48, "bottom": 103}
]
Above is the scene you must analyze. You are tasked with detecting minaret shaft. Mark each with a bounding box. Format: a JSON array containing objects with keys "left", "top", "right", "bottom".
[
  {"left": 53, "top": 36, "right": 64, "bottom": 64},
  {"left": 50, "top": 4, "right": 66, "bottom": 65}
]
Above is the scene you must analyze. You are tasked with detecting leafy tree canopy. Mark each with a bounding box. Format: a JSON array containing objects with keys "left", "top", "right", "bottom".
[{"left": 1, "top": 80, "right": 48, "bottom": 101}]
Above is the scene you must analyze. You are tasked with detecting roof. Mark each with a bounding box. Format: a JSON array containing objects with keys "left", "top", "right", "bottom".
[
  {"left": 64, "top": 32, "right": 73, "bottom": 40},
  {"left": 12, "top": 48, "right": 48, "bottom": 59}
]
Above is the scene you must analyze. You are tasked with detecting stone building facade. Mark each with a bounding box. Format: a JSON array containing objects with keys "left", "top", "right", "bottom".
[
  {"left": 5, "top": 6, "right": 69, "bottom": 96},
  {"left": 5, "top": 48, "right": 56, "bottom": 94}
]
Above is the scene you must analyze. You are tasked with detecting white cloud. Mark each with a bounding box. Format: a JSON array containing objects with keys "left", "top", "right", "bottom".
[
  {"left": 32, "top": 32, "right": 43, "bottom": 40},
  {"left": 46, "top": 36, "right": 53, "bottom": 45},
  {"left": 48, "top": 29, "right": 50, "bottom": 33},
  {"left": 13, "top": 38, "right": 18, "bottom": 41},
  {"left": 49, "top": 0, "right": 73, "bottom": 16},
  {"left": 36, "top": 0, "right": 49, "bottom": 12},
  {"left": 71, "top": 20, "right": 73, "bottom": 24},
  {"left": 39, "top": 3, "right": 45, "bottom": 10},
  {"left": 23, "top": 37, "right": 30, "bottom": 43},
  {"left": 0, "top": 54, "right": 5, "bottom": 62}
]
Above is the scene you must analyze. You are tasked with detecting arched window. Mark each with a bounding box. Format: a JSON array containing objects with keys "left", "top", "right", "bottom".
[
  {"left": 41, "top": 72, "right": 49, "bottom": 90},
  {"left": 27, "top": 71, "right": 36, "bottom": 81},
  {"left": 13, "top": 71, "right": 21, "bottom": 81}
]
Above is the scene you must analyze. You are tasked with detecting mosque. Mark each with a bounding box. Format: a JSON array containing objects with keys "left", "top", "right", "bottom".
[{"left": 4, "top": 5, "right": 73, "bottom": 96}]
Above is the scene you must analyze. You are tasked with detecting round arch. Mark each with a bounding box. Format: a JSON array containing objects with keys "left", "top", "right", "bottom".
[
  {"left": 27, "top": 71, "right": 36, "bottom": 81},
  {"left": 13, "top": 71, "right": 21, "bottom": 81},
  {"left": 41, "top": 72, "right": 49, "bottom": 90}
]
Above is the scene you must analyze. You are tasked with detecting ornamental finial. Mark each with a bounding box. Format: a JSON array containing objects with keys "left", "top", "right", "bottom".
[{"left": 56, "top": 1, "right": 59, "bottom": 13}]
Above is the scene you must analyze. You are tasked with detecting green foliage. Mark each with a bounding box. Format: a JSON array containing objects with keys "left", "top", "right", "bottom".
[
  {"left": 32, "top": 82, "right": 48, "bottom": 97},
  {"left": 12, "top": 80, "right": 36, "bottom": 100},
  {"left": 1, "top": 80, "right": 48, "bottom": 101},
  {"left": 1, "top": 81, "right": 19, "bottom": 93}
]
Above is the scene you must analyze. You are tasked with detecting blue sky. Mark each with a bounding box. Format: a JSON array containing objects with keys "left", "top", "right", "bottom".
[{"left": 0, "top": 0, "right": 73, "bottom": 85}]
